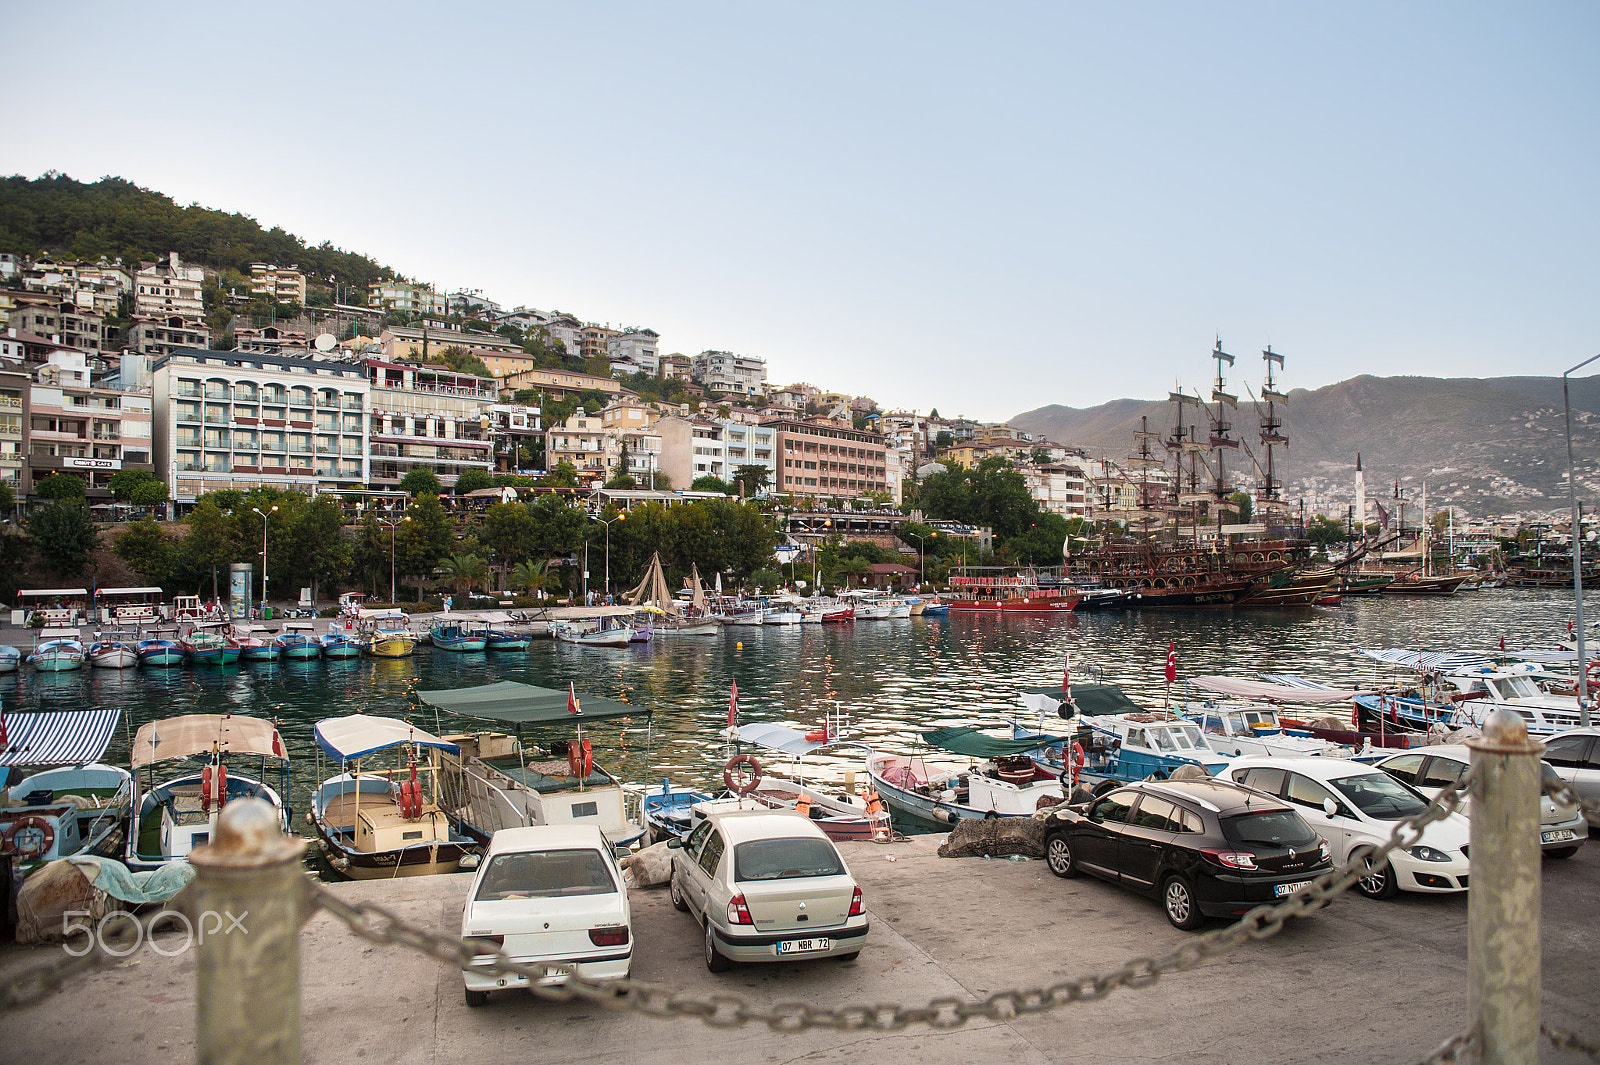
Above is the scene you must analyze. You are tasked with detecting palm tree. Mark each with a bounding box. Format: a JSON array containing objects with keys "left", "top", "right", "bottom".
[
  {"left": 438, "top": 553, "right": 489, "bottom": 596},
  {"left": 836, "top": 557, "right": 870, "bottom": 588},
  {"left": 509, "top": 559, "right": 550, "bottom": 597}
]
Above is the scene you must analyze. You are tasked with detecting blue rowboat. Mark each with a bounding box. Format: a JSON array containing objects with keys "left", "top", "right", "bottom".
[
  {"left": 317, "top": 631, "right": 362, "bottom": 659},
  {"left": 274, "top": 621, "right": 322, "bottom": 659}
]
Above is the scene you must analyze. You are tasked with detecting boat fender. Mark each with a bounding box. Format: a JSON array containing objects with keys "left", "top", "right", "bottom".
[
  {"left": 804, "top": 728, "right": 830, "bottom": 743},
  {"left": 201, "top": 766, "right": 214, "bottom": 813},
  {"left": 215, "top": 764, "right": 227, "bottom": 807},
  {"left": 3, "top": 815, "right": 56, "bottom": 860},
  {"left": 567, "top": 738, "right": 593, "bottom": 779},
  {"left": 723, "top": 754, "right": 762, "bottom": 796},
  {"left": 932, "top": 807, "right": 957, "bottom": 824}
]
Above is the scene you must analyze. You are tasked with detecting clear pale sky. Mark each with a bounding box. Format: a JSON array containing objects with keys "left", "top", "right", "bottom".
[{"left": 9, "top": 2, "right": 1597, "bottom": 422}]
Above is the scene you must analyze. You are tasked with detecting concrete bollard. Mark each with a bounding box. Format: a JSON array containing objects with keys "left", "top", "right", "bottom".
[
  {"left": 186, "top": 798, "right": 307, "bottom": 1065},
  {"left": 1465, "top": 709, "right": 1543, "bottom": 1065}
]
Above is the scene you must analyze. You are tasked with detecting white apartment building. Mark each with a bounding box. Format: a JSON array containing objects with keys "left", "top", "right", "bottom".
[
  {"left": 135, "top": 253, "right": 206, "bottom": 318},
  {"left": 545, "top": 413, "right": 608, "bottom": 481},
  {"left": 1021, "top": 462, "right": 1091, "bottom": 518},
  {"left": 607, "top": 329, "right": 660, "bottom": 376},
  {"left": 368, "top": 281, "right": 447, "bottom": 316},
  {"left": 486, "top": 403, "right": 541, "bottom": 471},
  {"left": 27, "top": 349, "right": 153, "bottom": 498},
  {"left": 365, "top": 359, "right": 496, "bottom": 488},
  {"left": 151, "top": 350, "right": 370, "bottom": 502},
  {"left": 248, "top": 264, "right": 308, "bottom": 305},
  {"left": 718, "top": 420, "right": 777, "bottom": 492},
  {"left": 447, "top": 290, "right": 502, "bottom": 317},
  {"left": 690, "top": 350, "right": 767, "bottom": 397}
]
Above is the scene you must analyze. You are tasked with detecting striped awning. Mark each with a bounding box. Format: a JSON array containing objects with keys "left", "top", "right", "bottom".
[
  {"left": 0, "top": 708, "right": 121, "bottom": 767},
  {"left": 1357, "top": 648, "right": 1493, "bottom": 672}
]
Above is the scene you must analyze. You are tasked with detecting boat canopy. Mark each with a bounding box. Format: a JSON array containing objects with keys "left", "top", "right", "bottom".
[
  {"left": 0, "top": 707, "right": 121, "bottom": 766},
  {"left": 1189, "top": 676, "right": 1374, "bottom": 704},
  {"left": 1017, "top": 683, "right": 1146, "bottom": 717},
  {"left": 922, "top": 726, "right": 1069, "bottom": 759},
  {"left": 133, "top": 715, "right": 286, "bottom": 767},
  {"left": 1357, "top": 648, "right": 1492, "bottom": 672},
  {"left": 735, "top": 722, "right": 846, "bottom": 756},
  {"left": 1506, "top": 649, "right": 1579, "bottom": 664},
  {"left": 473, "top": 611, "right": 518, "bottom": 624},
  {"left": 415, "top": 680, "right": 646, "bottom": 725},
  {"left": 315, "top": 715, "right": 458, "bottom": 762},
  {"left": 356, "top": 608, "right": 408, "bottom": 620}
]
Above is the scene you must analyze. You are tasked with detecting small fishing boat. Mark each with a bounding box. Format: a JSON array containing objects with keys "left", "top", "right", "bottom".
[
  {"left": 641, "top": 780, "right": 717, "bottom": 842},
  {"left": 310, "top": 715, "right": 473, "bottom": 879},
  {"left": 550, "top": 617, "right": 633, "bottom": 647},
  {"left": 1178, "top": 676, "right": 1366, "bottom": 759},
  {"left": 479, "top": 611, "right": 530, "bottom": 651},
  {"left": 136, "top": 626, "right": 185, "bottom": 667},
  {"left": 726, "top": 718, "right": 877, "bottom": 842},
  {"left": 0, "top": 645, "right": 21, "bottom": 672},
  {"left": 0, "top": 706, "right": 132, "bottom": 872},
  {"left": 317, "top": 629, "right": 363, "bottom": 659},
  {"left": 179, "top": 622, "right": 239, "bottom": 666},
  {"left": 918, "top": 597, "right": 949, "bottom": 616},
  {"left": 1011, "top": 683, "right": 1232, "bottom": 789},
  {"left": 126, "top": 714, "right": 291, "bottom": 870},
  {"left": 430, "top": 614, "right": 490, "bottom": 652},
  {"left": 761, "top": 597, "right": 803, "bottom": 626},
  {"left": 865, "top": 732, "right": 1068, "bottom": 828},
  {"left": 230, "top": 622, "right": 280, "bottom": 663},
  {"left": 628, "top": 608, "right": 657, "bottom": 643},
  {"left": 652, "top": 617, "right": 721, "bottom": 636},
  {"left": 273, "top": 621, "right": 321, "bottom": 660},
  {"left": 357, "top": 609, "right": 419, "bottom": 658},
  {"left": 28, "top": 628, "right": 84, "bottom": 672},
  {"left": 85, "top": 629, "right": 139, "bottom": 669}
]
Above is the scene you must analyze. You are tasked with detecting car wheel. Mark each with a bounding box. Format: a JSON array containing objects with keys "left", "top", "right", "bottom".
[
  {"left": 1544, "top": 845, "right": 1580, "bottom": 860},
  {"left": 1354, "top": 852, "right": 1400, "bottom": 899},
  {"left": 705, "top": 923, "right": 731, "bottom": 972},
  {"left": 669, "top": 870, "right": 689, "bottom": 912},
  {"left": 835, "top": 951, "right": 860, "bottom": 962},
  {"left": 1162, "top": 875, "right": 1206, "bottom": 931},
  {"left": 1045, "top": 832, "right": 1078, "bottom": 879},
  {"left": 464, "top": 988, "right": 488, "bottom": 1008}
]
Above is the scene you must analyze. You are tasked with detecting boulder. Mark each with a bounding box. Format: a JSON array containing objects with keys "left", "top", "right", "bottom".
[
  {"left": 1168, "top": 763, "right": 1212, "bottom": 781},
  {"left": 619, "top": 840, "right": 673, "bottom": 889},
  {"left": 15, "top": 859, "right": 114, "bottom": 945},
  {"left": 937, "top": 813, "right": 1050, "bottom": 859}
]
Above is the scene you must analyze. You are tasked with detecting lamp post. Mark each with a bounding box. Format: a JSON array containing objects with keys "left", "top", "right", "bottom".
[
  {"left": 377, "top": 515, "right": 409, "bottom": 604},
  {"left": 1564, "top": 353, "right": 1600, "bottom": 726},
  {"left": 906, "top": 529, "right": 935, "bottom": 584},
  {"left": 251, "top": 505, "right": 277, "bottom": 613},
  {"left": 595, "top": 515, "right": 621, "bottom": 600}
]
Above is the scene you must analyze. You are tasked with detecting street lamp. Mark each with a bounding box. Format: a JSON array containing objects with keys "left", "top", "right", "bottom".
[
  {"left": 377, "top": 514, "right": 410, "bottom": 604},
  {"left": 906, "top": 529, "right": 936, "bottom": 584},
  {"left": 251, "top": 505, "right": 277, "bottom": 612},
  {"left": 1564, "top": 353, "right": 1600, "bottom": 726},
  {"left": 595, "top": 514, "right": 624, "bottom": 600}
]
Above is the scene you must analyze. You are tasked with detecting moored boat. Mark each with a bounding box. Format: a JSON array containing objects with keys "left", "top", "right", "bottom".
[
  {"left": 864, "top": 724, "right": 1071, "bottom": 829},
  {"left": 85, "top": 629, "right": 139, "bottom": 669},
  {"left": 550, "top": 617, "right": 633, "bottom": 647},
  {"left": 479, "top": 611, "right": 531, "bottom": 651},
  {"left": 946, "top": 567, "right": 1082, "bottom": 612},
  {"left": 180, "top": 622, "right": 240, "bottom": 666},
  {"left": 317, "top": 629, "right": 363, "bottom": 659},
  {"left": 29, "top": 628, "right": 84, "bottom": 672},
  {"left": 274, "top": 621, "right": 321, "bottom": 659},
  {"left": 357, "top": 609, "right": 419, "bottom": 658},
  {"left": 429, "top": 614, "right": 490, "bottom": 652},
  {"left": 0, "top": 644, "right": 19, "bottom": 672},
  {"left": 0, "top": 706, "right": 132, "bottom": 872},
  {"left": 230, "top": 622, "right": 280, "bottom": 662},
  {"left": 135, "top": 626, "right": 185, "bottom": 667},
  {"left": 726, "top": 719, "right": 876, "bottom": 842}
]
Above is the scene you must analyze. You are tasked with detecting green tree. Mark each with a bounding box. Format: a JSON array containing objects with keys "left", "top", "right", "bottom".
[
  {"left": 108, "top": 468, "right": 161, "bottom": 502},
  {"left": 1223, "top": 491, "right": 1254, "bottom": 525},
  {"left": 508, "top": 558, "right": 553, "bottom": 596},
  {"left": 179, "top": 498, "right": 237, "bottom": 600},
  {"left": 281, "top": 495, "right": 351, "bottom": 603},
  {"left": 399, "top": 467, "right": 442, "bottom": 497},
  {"left": 33, "top": 473, "right": 86, "bottom": 500},
  {"left": 454, "top": 467, "right": 493, "bottom": 495},
  {"left": 691, "top": 475, "right": 733, "bottom": 494},
  {"left": 0, "top": 530, "right": 29, "bottom": 600},
  {"left": 0, "top": 481, "right": 13, "bottom": 513},
  {"left": 543, "top": 460, "right": 578, "bottom": 489},
  {"left": 483, "top": 500, "right": 539, "bottom": 567},
  {"left": 438, "top": 553, "right": 489, "bottom": 595},
  {"left": 393, "top": 493, "right": 453, "bottom": 598},
  {"left": 934, "top": 431, "right": 954, "bottom": 450},
  {"left": 112, "top": 517, "right": 176, "bottom": 584},
  {"left": 732, "top": 465, "right": 770, "bottom": 497},
  {"left": 27, "top": 500, "right": 100, "bottom": 576}
]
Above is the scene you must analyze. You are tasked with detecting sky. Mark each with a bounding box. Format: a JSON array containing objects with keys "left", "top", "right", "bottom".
[{"left": 8, "top": 2, "right": 1598, "bottom": 422}]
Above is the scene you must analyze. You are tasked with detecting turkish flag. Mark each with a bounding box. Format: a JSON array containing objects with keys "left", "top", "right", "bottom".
[
  {"left": 567, "top": 681, "right": 582, "bottom": 715},
  {"left": 1062, "top": 655, "right": 1071, "bottom": 699},
  {"left": 1165, "top": 641, "right": 1177, "bottom": 685},
  {"left": 1499, "top": 635, "right": 1505, "bottom": 652},
  {"left": 728, "top": 679, "right": 739, "bottom": 728},
  {"left": 271, "top": 727, "right": 285, "bottom": 759}
]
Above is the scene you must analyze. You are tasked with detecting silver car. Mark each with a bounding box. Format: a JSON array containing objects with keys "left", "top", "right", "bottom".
[
  {"left": 1544, "top": 729, "right": 1600, "bottom": 828},
  {"left": 668, "top": 808, "right": 868, "bottom": 970}
]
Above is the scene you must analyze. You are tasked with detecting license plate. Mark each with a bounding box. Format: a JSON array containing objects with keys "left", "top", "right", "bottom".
[
  {"left": 1274, "top": 880, "right": 1313, "bottom": 897},
  {"left": 776, "top": 937, "right": 830, "bottom": 955},
  {"left": 1542, "top": 829, "right": 1577, "bottom": 843}
]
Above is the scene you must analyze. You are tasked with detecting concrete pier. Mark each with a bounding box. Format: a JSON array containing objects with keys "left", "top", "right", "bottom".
[{"left": 3, "top": 832, "right": 1598, "bottom": 1064}]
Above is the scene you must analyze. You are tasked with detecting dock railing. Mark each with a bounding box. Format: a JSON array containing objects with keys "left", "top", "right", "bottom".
[{"left": 5, "top": 708, "right": 1600, "bottom": 1064}]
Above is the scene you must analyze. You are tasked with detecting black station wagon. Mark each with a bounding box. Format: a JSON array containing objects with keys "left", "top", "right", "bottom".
[{"left": 1042, "top": 777, "right": 1333, "bottom": 929}]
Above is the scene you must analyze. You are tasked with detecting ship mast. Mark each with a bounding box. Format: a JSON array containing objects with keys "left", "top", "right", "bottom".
[
  {"left": 1207, "top": 339, "right": 1239, "bottom": 503},
  {"left": 1165, "top": 387, "right": 1209, "bottom": 547},
  {"left": 1129, "top": 416, "right": 1166, "bottom": 541},
  {"left": 1257, "top": 346, "right": 1287, "bottom": 514}
]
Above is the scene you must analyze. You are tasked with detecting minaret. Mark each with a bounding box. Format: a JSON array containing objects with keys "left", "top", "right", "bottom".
[{"left": 1354, "top": 453, "right": 1365, "bottom": 541}]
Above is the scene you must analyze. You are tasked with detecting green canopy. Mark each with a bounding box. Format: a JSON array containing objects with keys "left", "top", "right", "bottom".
[
  {"left": 921, "top": 726, "right": 1068, "bottom": 759},
  {"left": 1020, "top": 682, "right": 1147, "bottom": 717},
  {"left": 416, "top": 681, "right": 648, "bottom": 725}
]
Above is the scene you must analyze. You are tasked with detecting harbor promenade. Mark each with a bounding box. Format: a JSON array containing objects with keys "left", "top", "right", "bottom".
[{"left": 4, "top": 832, "right": 1597, "bottom": 1064}]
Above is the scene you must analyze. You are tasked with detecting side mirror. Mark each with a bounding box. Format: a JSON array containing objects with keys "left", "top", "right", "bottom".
[
  {"left": 1322, "top": 797, "right": 1338, "bottom": 818},
  {"left": 665, "top": 837, "right": 683, "bottom": 849}
]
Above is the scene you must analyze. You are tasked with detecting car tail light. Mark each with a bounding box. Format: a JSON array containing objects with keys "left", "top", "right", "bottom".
[
  {"left": 848, "top": 886, "right": 864, "bottom": 917},
  {"left": 467, "top": 933, "right": 504, "bottom": 947},
  {"left": 1202, "top": 849, "right": 1258, "bottom": 870},
  {"left": 588, "top": 926, "right": 630, "bottom": 947},
  {"left": 727, "top": 893, "right": 753, "bottom": 925}
]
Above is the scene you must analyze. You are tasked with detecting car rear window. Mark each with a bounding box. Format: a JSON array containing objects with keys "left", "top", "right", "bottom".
[
  {"left": 474, "top": 848, "right": 617, "bottom": 900},
  {"left": 733, "top": 837, "right": 845, "bottom": 881},
  {"left": 1222, "top": 810, "right": 1319, "bottom": 848}
]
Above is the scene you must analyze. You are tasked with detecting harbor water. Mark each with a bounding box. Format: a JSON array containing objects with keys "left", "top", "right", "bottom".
[{"left": 3, "top": 589, "right": 1589, "bottom": 829}]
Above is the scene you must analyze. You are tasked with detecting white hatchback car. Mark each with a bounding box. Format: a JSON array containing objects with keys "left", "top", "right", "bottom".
[
  {"left": 668, "top": 807, "right": 868, "bottom": 970},
  {"left": 1373, "top": 744, "right": 1587, "bottom": 858},
  {"left": 1224, "top": 756, "right": 1471, "bottom": 899},
  {"left": 460, "top": 825, "right": 631, "bottom": 1007},
  {"left": 1544, "top": 728, "right": 1600, "bottom": 828}
]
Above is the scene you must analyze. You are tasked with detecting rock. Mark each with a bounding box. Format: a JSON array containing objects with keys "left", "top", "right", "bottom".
[
  {"left": 937, "top": 814, "right": 1050, "bottom": 859},
  {"left": 619, "top": 840, "right": 673, "bottom": 889},
  {"left": 1168, "top": 763, "right": 1211, "bottom": 781},
  {"left": 15, "top": 859, "right": 114, "bottom": 945}
]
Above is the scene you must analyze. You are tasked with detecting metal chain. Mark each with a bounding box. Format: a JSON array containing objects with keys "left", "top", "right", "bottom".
[
  {"left": 1415, "top": 1031, "right": 1476, "bottom": 1065},
  {"left": 0, "top": 909, "right": 150, "bottom": 1011},
  {"left": 1542, "top": 775, "right": 1600, "bottom": 822},
  {"left": 1545, "top": 1023, "right": 1600, "bottom": 1061},
  {"left": 304, "top": 764, "right": 1482, "bottom": 1031}
]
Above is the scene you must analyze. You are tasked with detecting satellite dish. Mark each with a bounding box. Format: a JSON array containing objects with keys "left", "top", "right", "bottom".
[{"left": 314, "top": 333, "right": 337, "bottom": 352}]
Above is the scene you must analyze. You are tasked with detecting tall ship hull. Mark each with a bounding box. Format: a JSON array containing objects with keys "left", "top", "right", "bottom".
[{"left": 1237, "top": 569, "right": 1339, "bottom": 608}]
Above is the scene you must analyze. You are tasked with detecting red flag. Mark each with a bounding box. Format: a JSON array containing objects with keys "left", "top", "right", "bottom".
[
  {"left": 0, "top": 705, "right": 7, "bottom": 749},
  {"left": 271, "top": 727, "right": 285, "bottom": 759},
  {"left": 727, "top": 679, "right": 738, "bottom": 728},
  {"left": 1062, "top": 655, "right": 1072, "bottom": 700},
  {"left": 1499, "top": 635, "right": 1505, "bottom": 652},
  {"left": 1165, "top": 641, "right": 1177, "bottom": 685},
  {"left": 1570, "top": 620, "right": 1576, "bottom": 634},
  {"left": 567, "top": 681, "right": 581, "bottom": 715}
]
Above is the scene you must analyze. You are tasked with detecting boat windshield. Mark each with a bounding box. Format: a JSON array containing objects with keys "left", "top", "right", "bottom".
[
  {"left": 1327, "top": 773, "right": 1431, "bottom": 820},
  {"left": 1492, "top": 677, "right": 1543, "bottom": 700},
  {"left": 1241, "top": 709, "right": 1279, "bottom": 729},
  {"left": 1149, "top": 726, "right": 1206, "bottom": 752}
]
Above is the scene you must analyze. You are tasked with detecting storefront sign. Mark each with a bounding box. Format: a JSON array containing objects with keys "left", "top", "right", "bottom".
[{"left": 66, "top": 457, "right": 122, "bottom": 470}]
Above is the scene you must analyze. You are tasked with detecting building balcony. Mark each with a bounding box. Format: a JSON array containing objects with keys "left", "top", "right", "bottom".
[{"left": 204, "top": 389, "right": 229, "bottom": 400}]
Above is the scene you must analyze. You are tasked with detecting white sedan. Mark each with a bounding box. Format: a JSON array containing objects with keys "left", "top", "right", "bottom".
[
  {"left": 1224, "top": 756, "right": 1471, "bottom": 899},
  {"left": 460, "top": 825, "right": 631, "bottom": 1007},
  {"left": 1544, "top": 728, "right": 1600, "bottom": 827}
]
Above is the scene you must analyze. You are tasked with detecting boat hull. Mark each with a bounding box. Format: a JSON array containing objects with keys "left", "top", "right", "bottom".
[
  {"left": 485, "top": 633, "right": 530, "bottom": 651},
  {"left": 30, "top": 652, "right": 84, "bottom": 672},
  {"left": 136, "top": 643, "right": 184, "bottom": 666},
  {"left": 945, "top": 593, "right": 1081, "bottom": 612},
  {"left": 364, "top": 636, "right": 417, "bottom": 658},
  {"left": 87, "top": 646, "right": 138, "bottom": 669}
]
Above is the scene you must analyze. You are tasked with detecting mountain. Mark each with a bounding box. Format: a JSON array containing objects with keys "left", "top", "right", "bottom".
[{"left": 1013, "top": 375, "right": 1600, "bottom": 519}]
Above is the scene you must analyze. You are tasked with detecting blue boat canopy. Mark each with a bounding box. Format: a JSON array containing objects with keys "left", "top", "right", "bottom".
[
  {"left": 315, "top": 715, "right": 459, "bottom": 762},
  {"left": 922, "top": 726, "right": 1070, "bottom": 759},
  {"left": 415, "top": 680, "right": 647, "bottom": 725},
  {"left": 0, "top": 707, "right": 121, "bottom": 767}
]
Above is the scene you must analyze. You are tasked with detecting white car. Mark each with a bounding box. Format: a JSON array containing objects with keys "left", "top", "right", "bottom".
[
  {"left": 1544, "top": 728, "right": 1600, "bottom": 827},
  {"left": 1374, "top": 744, "right": 1587, "bottom": 858},
  {"left": 1223, "top": 756, "right": 1471, "bottom": 899},
  {"left": 460, "top": 825, "right": 631, "bottom": 1007},
  {"left": 668, "top": 807, "right": 868, "bottom": 970}
]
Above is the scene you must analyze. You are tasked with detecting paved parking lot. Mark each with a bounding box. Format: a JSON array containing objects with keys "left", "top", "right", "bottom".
[{"left": 4, "top": 830, "right": 1598, "bottom": 1064}]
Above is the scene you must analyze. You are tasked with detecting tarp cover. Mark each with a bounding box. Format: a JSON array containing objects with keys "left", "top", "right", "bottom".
[
  {"left": 315, "top": 715, "right": 458, "bottom": 761},
  {"left": 1358, "top": 648, "right": 1493, "bottom": 672},
  {"left": 735, "top": 723, "right": 834, "bottom": 756},
  {"left": 0, "top": 708, "right": 121, "bottom": 766},
  {"left": 66, "top": 856, "right": 196, "bottom": 904},
  {"left": 132, "top": 715, "right": 285, "bottom": 767},
  {"left": 1189, "top": 676, "right": 1374, "bottom": 704},
  {"left": 922, "top": 726, "right": 1068, "bottom": 758},
  {"left": 416, "top": 680, "right": 647, "bottom": 725},
  {"left": 1508, "top": 650, "right": 1579, "bottom": 664},
  {"left": 1018, "top": 683, "right": 1147, "bottom": 717}
]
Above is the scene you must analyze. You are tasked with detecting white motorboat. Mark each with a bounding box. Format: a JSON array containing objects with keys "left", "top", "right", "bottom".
[
  {"left": 86, "top": 629, "right": 139, "bottom": 669},
  {"left": 29, "top": 628, "right": 84, "bottom": 671},
  {"left": 0, "top": 706, "right": 132, "bottom": 872},
  {"left": 550, "top": 617, "right": 633, "bottom": 647}
]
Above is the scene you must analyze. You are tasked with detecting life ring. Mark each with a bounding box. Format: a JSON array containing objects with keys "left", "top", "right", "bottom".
[
  {"left": 567, "top": 738, "right": 593, "bottom": 779},
  {"left": 3, "top": 815, "right": 56, "bottom": 860},
  {"left": 1069, "top": 741, "right": 1086, "bottom": 786},
  {"left": 723, "top": 754, "right": 762, "bottom": 795}
]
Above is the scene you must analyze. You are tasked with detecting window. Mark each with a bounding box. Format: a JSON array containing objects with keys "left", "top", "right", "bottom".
[
  {"left": 697, "top": 831, "right": 725, "bottom": 877},
  {"left": 1222, "top": 811, "right": 1319, "bottom": 848},
  {"left": 1418, "top": 758, "right": 1467, "bottom": 789},
  {"left": 1379, "top": 754, "right": 1425, "bottom": 785},
  {"left": 1090, "top": 792, "right": 1135, "bottom": 824},
  {"left": 473, "top": 848, "right": 616, "bottom": 901},
  {"left": 1283, "top": 773, "right": 1336, "bottom": 811},
  {"left": 1239, "top": 767, "right": 1286, "bottom": 796},
  {"left": 1130, "top": 796, "right": 1180, "bottom": 831},
  {"left": 1544, "top": 736, "right": 1592, "bottom": 769},
  {"left": 733, "top": 837, "right": 844, "bottom": 881}
]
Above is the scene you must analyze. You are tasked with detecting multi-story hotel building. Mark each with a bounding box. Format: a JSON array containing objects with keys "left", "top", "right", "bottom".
[
  {"left": 718, "top": 420, "right": 777, "bottom": 490},
  {"left": 763, "top": 416, "right": 888, "bottom": 504},
  {"left": 690, "top": 350, "right": 767, "bottom": 397},
  {"left": 151, "top": 349, "right": 370, "bottom": 503},
  {"left": 30, "top": 349, "right": 153, "bottom": 498},
  {"left": 0, "top": 360, "right": 27, "bottom": 495},
  {"left": 364, "top": 359, "right": 496, "bottom": 489},
  {"left": 134, "top": 253, "right": 206, "bottom": 319},
  {"left": 248, "top": 264, "right": 308, "bottom": 305}
]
